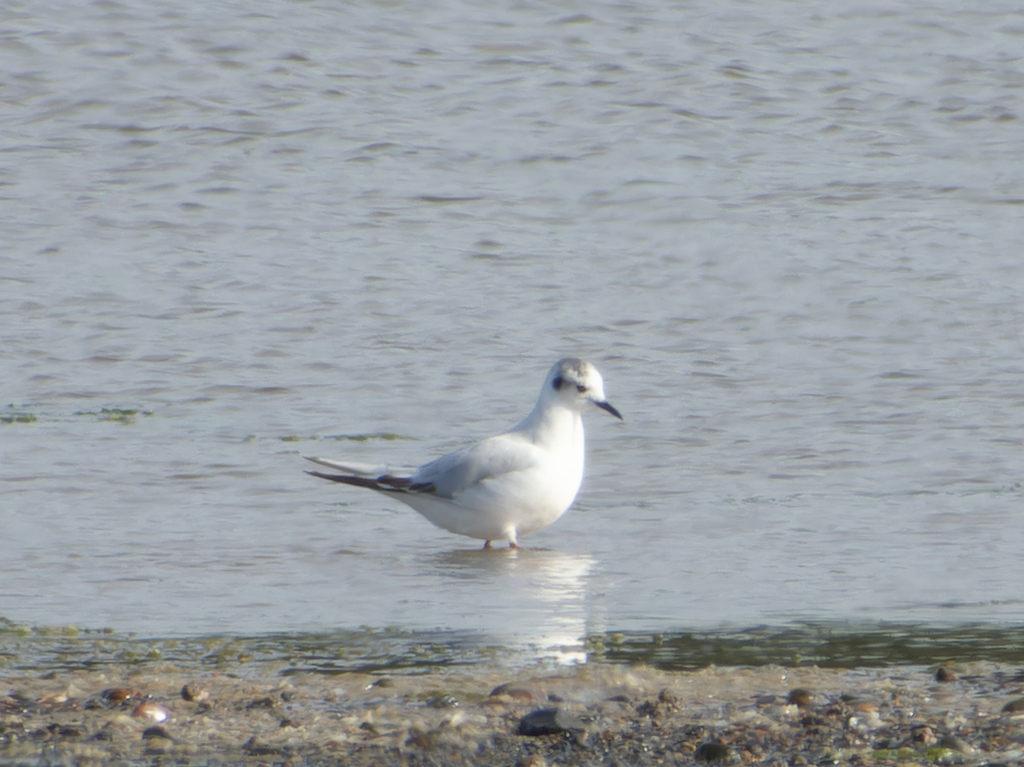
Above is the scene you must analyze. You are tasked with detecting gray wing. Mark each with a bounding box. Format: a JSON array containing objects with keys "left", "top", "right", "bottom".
[{"left": 411, "top": 433, "right": 540, "bottom": 498}]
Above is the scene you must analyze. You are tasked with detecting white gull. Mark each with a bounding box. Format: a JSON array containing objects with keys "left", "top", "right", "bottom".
[{"left": 305, "top": 358, "right": 622, "bottom": 548}]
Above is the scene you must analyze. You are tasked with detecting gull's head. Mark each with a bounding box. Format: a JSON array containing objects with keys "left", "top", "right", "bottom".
[{"left": 543, "top": 358, "right": 623, "bottom": 420}]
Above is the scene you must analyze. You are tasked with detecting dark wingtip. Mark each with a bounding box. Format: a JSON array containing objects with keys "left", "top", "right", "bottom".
[
  {"left": 306, "top": 470, "right": 417, "bottom": 492},
  {"left": 306, "top": 470, "right": 382, "bottom": 489}
]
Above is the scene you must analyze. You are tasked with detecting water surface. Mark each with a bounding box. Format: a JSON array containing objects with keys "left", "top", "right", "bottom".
[{"left": 2, "top": 0, "right": 1023, "bottom": 662}]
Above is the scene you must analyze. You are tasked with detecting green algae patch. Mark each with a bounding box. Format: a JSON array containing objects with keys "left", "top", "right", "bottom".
[
  {"left": 1, "top": 405, "right": 37, "bottom": 424},
  {"left": 74, "top": 407, "right": 153, "bottom": 424},
  {"left": 871, "top": 747, "right": 923, "bottom": 761},
  {"left": 322, "top": 433, "right": 412, "bottom": 441},
  {"left": 923, "top": 747, "right": 960, "bottom": 764},
  {"left": 591, "top": 622, "right": 1024, "bottom": 670},
  {"left": 280, "top": 433, "right": 414, "bottom": 442},
  {"left": 0, "top": 619, "right": 500, "bottom": 677},
  {"left": 870, "top": 747, "right": 959, "bottom": 764}
]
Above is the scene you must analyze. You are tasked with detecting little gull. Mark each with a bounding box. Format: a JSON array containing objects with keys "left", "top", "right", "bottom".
[{"left": 305, "top": 358, "right": 622, "bottom": 548}]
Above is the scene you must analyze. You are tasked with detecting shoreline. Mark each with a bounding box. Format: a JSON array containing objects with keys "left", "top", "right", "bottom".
[{"left": 4, "top": 658, "right": 1024, "bottom": 765}]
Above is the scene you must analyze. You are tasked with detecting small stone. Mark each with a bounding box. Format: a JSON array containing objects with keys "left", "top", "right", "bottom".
[
  {"left": 1002, "top": 697, "right": 1024, "bottom": 714},
  {"left": 518, "top": 754, "right": 548, "bottom": 767},
  {"left": 489, "top": 682, "right": 537, "bottom": 701},
  {"left": 911, "top": 724, "right": 936, "bottom": 745},
  {"left": 49, "top": 724, "right": 83, "bottom": 738},
  {"left": 938, "top": 734, "right": 973, "bottom": 753},
  {"left": 89, "top": 726, "right": 114, "bottom": 742},
  {"left": 181, "top": 683, "right": 209, "bottom": 702},
  {"left": 38, "top": 691, "right": 70, "bottom": 704},
  {"left": 141, "top": 726, "right": 173, "bottom": 741},
  {"left": 935, "top": 666, "right": 958, "bottom": 683},
  {"left": 103, "top": 688, "right": 145, "bottom": 704},
  {"left": 131, "top": 702, "right": 170, "bottom": 723},
  {"left": 787, "top": 688, "right": 813, "bottom": 708},
  {"left": 427, "top": 692, "right": 460, "bottom": 709},
  {"left": 242, "top": 736, "right": 282, "bottom": 756},
  {"left": 695, "top": 742, "right": 733, "bottom": 762},
  {"left": 246, "top": 696, "right": 277, "bottom": 710},
  {"left": 658, "top": 689, "right": 680, "bottom": 707},
  {"left": 517, "top": 707, "right": 585, "bottom": 738}
]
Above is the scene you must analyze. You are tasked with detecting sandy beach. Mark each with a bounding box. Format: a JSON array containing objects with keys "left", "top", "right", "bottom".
[{"left": 4, "top": 656, "right": 1024, "bottom": 766}]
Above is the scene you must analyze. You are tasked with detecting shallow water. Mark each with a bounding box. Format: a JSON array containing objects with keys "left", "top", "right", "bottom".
[
  {"left": 3, "top": 619, "right": 1024, "bottom": 677},
  {"left": 2, "top": 0, "right": 1024, "bottom": 661}
]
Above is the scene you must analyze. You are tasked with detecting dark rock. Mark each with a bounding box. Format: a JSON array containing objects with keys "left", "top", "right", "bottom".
[
  {"left": 47, "top": 723, "right": 83, "bottom": 738},
  {"left": 246, "top": 696, "right": 277, "bottom": 710},
  {"left": 937, "top": 734, "right": 972, "bottom": 753},
  {"left": 1, "top": 693, "right": 35, "bottom": 715},
  {"left": 489, "top": 682, "right": 537, "bottom": 701},
  {"left": 181, "top": 683, "right": 209, "bottom": 702},
  {"left": 695, "top": 741, "right": 733, "bottom": 762},
  {"left": 102, "top": 688, "right": 145, "bottom": 705},
  {"left": 141, "top": 726, "right": 173, "bottom": 741},
  {"left": 657, "top": 689, "right": 680, "bottom": 706},
  {"left": 242, "top": 736, "right": 282, "bottom": 756},
  {"left": 427, "top": 693, "right": 460, "bottom": 709},
  {"left": 787, "top": 688, "right": 813, "bottom": 707},
  {"left": 637, "top": 689, "right": 681, "bottom": 718},
  {"left": 517, "top": 707, "right": 586, "bottom": 737},
  {"left": 1001, "top": 697, "right": 1024, "bottom": 713},
  {"left": 935, "top": 666, "right": 958, "bottom": 682}
]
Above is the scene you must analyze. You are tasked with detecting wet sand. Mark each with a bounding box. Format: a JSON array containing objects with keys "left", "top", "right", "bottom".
[{"left": 3, "top": 659, "right": 1024, "bottom": 766}]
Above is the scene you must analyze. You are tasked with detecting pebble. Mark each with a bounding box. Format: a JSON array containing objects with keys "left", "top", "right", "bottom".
[
  {"left": 517, "top": 707, "right": 585, "bottom": 738},
  {"left": 102, "top": 688, "right": 145, "bottom": 705},
  {"left": 489, "top": 682, "right": 538, "bottom": 701},
  {"left": 181, "top": 682, "right": 209, "bottom": 702},
  {"left": 130, "top": 702, "right": 170, "bottom": 723},
  {"left": 695, "top": 741, "right": 734, "bottom": 762},
  {"left": 938, "top": 733, "right": 973, "bottom": 753},
  {"left": 1001, "top": 697, "right": 1024, "bottom": 713},
  {"left": 936, "top": 666, "right": 959, "bottom": 682},
  {"left": 786, "top": 688, "right": 813, "bottom": 707}
]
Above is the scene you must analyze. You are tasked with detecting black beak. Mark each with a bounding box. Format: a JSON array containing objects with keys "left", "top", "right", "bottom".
[{"left": 596, "top": 400, "right": 624, "bottom": 420}]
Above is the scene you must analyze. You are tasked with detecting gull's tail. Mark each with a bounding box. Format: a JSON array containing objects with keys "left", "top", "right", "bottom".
[{"left": 303, "top": 456, "right": 435, "bottom": 494}]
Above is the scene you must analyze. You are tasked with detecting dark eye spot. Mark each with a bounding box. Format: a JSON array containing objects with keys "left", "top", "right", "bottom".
[
  {"left": 552, "top": 376, "right": 564, "bottom": 390},
  {"left": 576, "top": 384, "right": 587, "bottom": 393}
]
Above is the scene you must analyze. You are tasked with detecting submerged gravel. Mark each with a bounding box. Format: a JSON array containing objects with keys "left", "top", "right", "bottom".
[{"left": 3, "top": 661, "right": 1024, "bottom": 766}]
